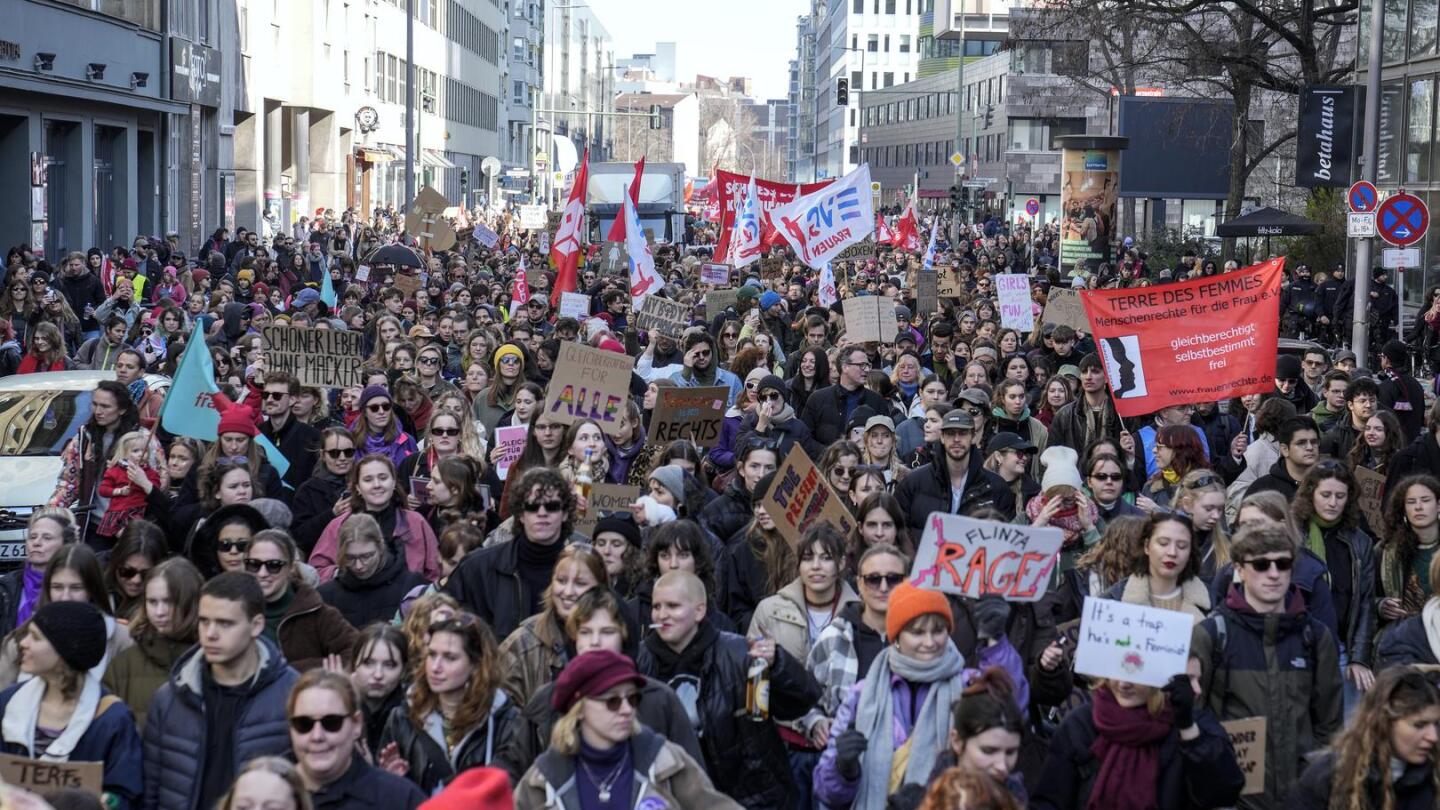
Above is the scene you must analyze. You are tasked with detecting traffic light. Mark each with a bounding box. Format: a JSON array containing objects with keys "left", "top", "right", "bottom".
[
  {"left": 836, "top": 77, "right": 849, "bottom": 106},
  {"left": 460, "top": 168, "right": 470, "bottom": 190},
  {"left": 649, "top": 104, "right": 662, "bottom": 129},
  {"left": 849, "top": 144, "right": 860, "bottom": 164},
  {"left": 949, "top": 185, "right": 962, "bottom": 205},
  {"left": 983, "top": 105, "right": 995, "bottom": 129}
]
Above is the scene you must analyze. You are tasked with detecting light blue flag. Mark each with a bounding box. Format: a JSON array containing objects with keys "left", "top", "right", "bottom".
[{"left": 320, "top": 269, "right": 337, "bottom": 308}]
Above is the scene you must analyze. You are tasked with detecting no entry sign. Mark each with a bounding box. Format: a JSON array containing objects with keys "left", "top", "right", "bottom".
[{"left": 1377, "top": 192, "right": 1429, "bottom": 247}]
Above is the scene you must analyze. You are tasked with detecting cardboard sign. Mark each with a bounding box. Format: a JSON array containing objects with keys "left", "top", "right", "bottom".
[
  {"left": 938, "top": 266, "right": 965, "bottom": 297},
  {"left": 996, "top": 274, "right": 1034, "bottom": 331},
  {"left": 1073, "top": 596, "right": 1192, "bottom": 688},
  {"left": 391, "top": 272, "right": 422, "bottom": 298},
  {"left": 354, "top": 264, "right": 371, "bottom": 282},
  {"left": 843, "top": 295, "right": 898, "bottom": 344},
  {"left": 907, "top": 513, "right": 1063, "bottom": 602},
  {"left": 574, "top": 483, "right": 641, "bottom": 538},
  {"left": 1042, "top": 287, "right": 1088, "bottom": 331},
  {"left": 634, "top": 296, "right": 689, "bottom": 339},
  {"left": 706, "top": 288, "right": 740, "bottom": 314},
  {"left": 916, "top": 270, "right": 938, "bottom": 316},
  {"left": 1222, "top": 717, "right": 1267, "bottom": 796},
  {"left": 1354, "top": 465, "right": 1386, "bottom": 533},
  {"left": 759, "top": 444, "right": 857, "bottom": 548},
  {"left": 474, "top": 222, "right": 500, "bottom": 249},
  {"left": 519, "top": 204, "right": 547, "bottom": 230},
  {"left": 647, "top": 386, "right": 727, "bottom": 447},
  {"left": 262, "top": 325, "right": 364, "bottom": 389},
  {"left": 0, "top": 754, "right": 103, "bottom": 797},
  {"left": 544, "top": 342, "right": 635, "bottom": 437},
  {"left": 700, "top": 263, "right": 731, "bottom": 285},
  {"left": 833, "top": 241, "right": 876, "bottom": 262},
  {"left": 559, "top": 291, "right": 591, "bottom": 320},
  {"left": 597, "top": 241, "right": 630, "bottom": 276},
  {"left": 494, "top": 425, "right": 528, "bottom": 481}
]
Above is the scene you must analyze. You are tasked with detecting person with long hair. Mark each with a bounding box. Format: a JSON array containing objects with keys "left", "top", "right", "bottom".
[
  {"left": 424, "top": 456, "right": 489, "bottom": 535},
  {"left": 789, "top": 346, "right": 831, "bottom": 416},
  {"left": 497, "top": 545, "right": 608, "bottom": 708},
  {"left": 990, "top": 379, "right": 1049, "bottom": 477},
  {"left": 348, "top": 624, "right": 410, "bottom": 759},
  {"left": 102, "top": 557, "right": 202, "bottom": 732},
  {"left": 1293, "top": 665, "right": 1440, "bottom": 810},
  {"left": 846, "top": 491, "right": 913, "bottom": 575},
  {"left": 317, "top": 513, "right": 427, "bottom": 629},
  {"left": 1083, "top": 451, "right": 1143, "bottom": 529},
  {"left": 918, "top": 766, "right": 1024, "bottom": 810},
  {"left": 308, "top": 454, "right": 441, "bottom": 583},
  {"left": 1378, "top": 474, "right": 1440, "bottom": 625},
  {"left": 627, "top": 519, "right": 734, "bottom": 632},
  {"left": 1141, "top": 423, "right": 1210, "bottom": 509},
  {"left": 0, "top": 275, "right": 34, "bottom": 349},
  {"left": 1104, "top": 513, "right": 1211, "bottom": 623},
  {"left": 291, "top": 427, "right": 356, "bottom": 555},
  {"left": 1349, "top": 410, "right": 1404, "bottom": 476},
  {"left": 500, "top": 410, "right": 567, "bottom": 518},
  {"left": 1051, "top": 514, "right": 1147, "bottom": 628},
  {"left": 102, "top": 520, "right": 167, "bottom": 620},
  {"left": 1036, "top": 376, "right": 1072, "bottom": 429},
  {"left": 556, "top": 419, "right": 612, "bottom": 506},
  {"left": 1167, "top": 470, "right": 1229, "bottom": 579},
  {"left": 921, "top": 668, "right": 1028, "bottom": 800},
  {"left": 0, "top": 508, "right": 78, "bottom": 637},
  {"left": 49, "top": 381, "right": 165, "bottom": 536},
  {"left": 473, "top": 343, "right": 528, "bottom": 434},
  {"left": 377, "top": 613, "right": 517, "bottom": 793},
  {"left": 16, "top": 320, "right": 71, "bottom": 373},
  {"left": 725, "top": 472, "right": 793, "bottom": 631},
  {"left": 217, "top": 757, "right": 314, "bottom": 810},
  {"left": 351, "top": 385, "right": 418, "bottom": 468},
  {"left": 245, "top": 530, "right": 358, "bottom": 672}
]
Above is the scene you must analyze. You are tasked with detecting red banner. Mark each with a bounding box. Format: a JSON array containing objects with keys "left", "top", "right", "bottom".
[
  {"left": 712, "top": 171, "right": 832, "bottom": 260},
  {"left": 1080, "top": 258, "right": 1284, "bottom": 418}
]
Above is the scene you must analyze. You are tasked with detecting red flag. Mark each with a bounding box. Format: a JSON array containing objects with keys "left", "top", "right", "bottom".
[
  {"left": 892, "top": 197, "right": 922, "bottom": 252},
  {"left": 605, "top": 157, "right": 645, "bottom": 242},
  {"left": 876, "top": 213, "right": 895, "bottom": 245},
  {"left": 550, "top": 150, "right": 589, "bottom": 307}
]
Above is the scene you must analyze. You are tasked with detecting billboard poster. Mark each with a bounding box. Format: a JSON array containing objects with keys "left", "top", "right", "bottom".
[
  {"left": 1059, "top": 147, "right": 1119, "bottom": 270},
  {"left": 1295, "top": 86, "right": 1356, "bottom": 189}
]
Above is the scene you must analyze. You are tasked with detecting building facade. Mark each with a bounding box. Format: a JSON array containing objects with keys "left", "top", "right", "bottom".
[
  {"left": 789, "top": 13, "right": 819, "bottom": 181},
  {"left": 536, "top": 3, "right": 614, "bottom": 204}
]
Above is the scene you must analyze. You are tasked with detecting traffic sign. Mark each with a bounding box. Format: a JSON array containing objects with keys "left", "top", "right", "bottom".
[
  {"left": 962, "top": 180, "right": 989, "bottom": 189},
  {"left": 1348, "top": 181, "right": 1379, "bottom": 213},
  {"left": 1025, "top": 198, "right": 1040, "bottom": 217},
  {"left": 1377, "top": 192, "right": 1429, "bottom": 247},
  {"left": 1383, "top": 247, "right": 1420, "bottom": 269},
  {"left": 1347, "top": 212, "right": 1376, "bottom": 238},
  {"left": 950, "top": 152, "right": 965, "bottom": 167}
]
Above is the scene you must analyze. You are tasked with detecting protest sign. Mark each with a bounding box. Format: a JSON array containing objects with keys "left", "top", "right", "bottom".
[
  {"left": 263, "top": 325, "right": 364, "bottom": 389},
  {"left": 843, "top": 295, "right": 898, "bottom": 344},
  {"left": 354, "top": 264, "right": 371, "bottom": 282},
  {"left": 700, "top": 263, "right": 731, "bottom": 285},
  {"left": 494, "top": 425, "right": 528, "bottom": 481},
  {"left": 1073, "top": 596, "right": 1192, "bottom": 688},
  {"left": 907, "top": 513, "right": 1063, "bottom": 602},
  {"left": 0, "top": 754, "right": 103, "bottom": 797},
  {"left": 759, "top": 444, "right": 857, "bottom": 548},
  {"left": 559, "top": 291, "right": 590, "bottom": 320},
  {"left": 544, "top": 342, "right": 635, "bottom": 437},
  {"left": 1354, "top": 465, "right": 1386, "bottom": 533},
  {"left": 1042, "top": 287, "right": 1088, "bottom": 331},
  {"left": 834, "top": 241, "right": 877, "bottom": 262},
  {"left": 473, "top": 222, "right": 500, "bottom": 249},
  {"left": 391, "top": 272, "right": 422, "bottom": 298},
  {"left": 1222, "top": 717, "right": 1267, "bottom": 796},
  {"left": 519, "top": 204, "right": 546, "bottom": 230},
  {"left": 996, "top": 274, "right": 1034, "bottom": 331},
  {"left": 648, "top": 386, "right": 727, "bottom": 446},
  {"left": 538, "top": 230, "right": 551, "bottom": 253},
  {"left": 938, "top": 266, "right": 964, "bottom": 297},
  {"left": 634, "top": 296, "right": 689, "bottom": 339},
  {"left": 916, "top": 270, "right": 938, "bottom": 316},
  {"left": 597, "top": 241, "right": 630, "bottom": 276},
  {"left": 1080, "top": 257, "right": 1284, "bottom": 418},
  {"left": 712, "top": 170, "right": 833, "bottom": 260},
  {"left": 705, "top": 288, "right": 740, "bottom": 314},
  {"left": 574, "top": 483, "right": 641, "bottom": 538}
]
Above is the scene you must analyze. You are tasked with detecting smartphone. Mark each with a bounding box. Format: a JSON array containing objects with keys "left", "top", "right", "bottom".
[
  {"left": 475, "top": 484, "right": 492, "bottom": 511},
  {"left": 410, "top": 477, "right": 430, "bottom": 506}
]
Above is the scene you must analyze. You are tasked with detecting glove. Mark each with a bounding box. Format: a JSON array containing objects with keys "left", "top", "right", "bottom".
[
  {"left": 834, "top": 729, "right": 868, "bottom": 781},
  {"left": 1164, "top": 673, "right": 1196, "bottom": 730},
  {"left": 972, "top": 595, "right": 1011, "bottom": 642}
]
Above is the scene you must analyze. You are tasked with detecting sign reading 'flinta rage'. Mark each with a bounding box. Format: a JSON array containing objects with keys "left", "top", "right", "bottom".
[
  {"left": 544, "top": 342, "right": 634, "bottom": 437},
  {"left": 263, "top": 325, "right": 364, "bottom": 389},
  {"left": 908, "top": 513, "right": 1062, "bottom": 602}
]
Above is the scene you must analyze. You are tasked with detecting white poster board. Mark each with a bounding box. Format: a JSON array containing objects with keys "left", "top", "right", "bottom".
[
  {"left": 1073, "top": 596, "right": 1192, "bottom": 688},
  {"left": 559, "top": 291, "right": 590, "bottom": 320},
  {"left": 907, "top": 513, "right": 1062, "bottom": 602},
  {"left": 996, "top": 274, "right": 1034, "bottom": 332},
  {"left": 519, "top": 204, "right": 547, "bottom": 230}
]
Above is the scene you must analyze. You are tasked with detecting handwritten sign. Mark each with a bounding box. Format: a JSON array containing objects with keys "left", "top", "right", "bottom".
[
  {"left": 559, "top": 291, "right": 590, "bottom": 320},
  {"left": 494, "top": 425, "right": 528, "bottom": 481},
  {"left": 262, "top": 325, "right": 364, "bottom": 389},
  {"left": 574, "top": 483, "right": 641, "bottom": 538},
  {"left": 1222, "top": 717, "right": 1267, "bottom": 796},
  {"left": 648, "top": 386, "right": 727, "bottom": 447},
  {"left": 843, "top": 296, "right": 897, "bottom": 344},
  {"left": 1042, "top": 287, "right": 1089, "bottom": 332},
  {"left": 1073, "top": 597, "right": 1192, "bottom": 688},
  {"left": 354, "top": 264, "right": 371, "bottom": 282},
  {"left": 996, "top": 274, "right": 1034, "bottom": 331},
  {"left": 907, "top": 513, "right": 1063, "bottom": 602},
  {"left": 0, "top": 754, "right": 103, "bottom": 797},
  {"left": 544, "top": 342, "right": 634, "bottom": 438},
  {"left": 834, "top": 242, "right": 876, "bottom": 262},
  {"left": 938, "top": 266, "right": 965, "bottom": 297},
  {"left": 391, "top": 272, "right": 422, "bottom": 298},
  {"left": 700, "top": 263, "right": 731, "bottom": 285},
  {"left": 705, "top": 288, "right": 740, "bottom": 314},
  {"left": 759, "top": 444, "right": 856, "bottom": 548},
  {"left": 1354, "top": 465, "right": 1386, "bottom": 533},
  {"left": 634, "top": 296, "right": 689, "bottom": 339},
  {"left": 519, "top": 204, "right": 546, "bottom": 230},
  {"left": 474, "top": 222, "right": 500, "bottom": 249},
  {"left": 916, "top": 270, "right": 938, "bottom": 316}
]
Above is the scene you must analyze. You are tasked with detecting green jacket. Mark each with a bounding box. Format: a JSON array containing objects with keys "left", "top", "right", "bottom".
[{"left": 103, "top": 633, "right": 193, "bottom": 734}]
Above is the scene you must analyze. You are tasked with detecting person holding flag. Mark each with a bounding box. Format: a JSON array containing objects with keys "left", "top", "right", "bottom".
[
  {"left": 727, "top": 176, "right": 764, "bottom": 270},
  {"left": 549, "top": 149, "right": 589, "bottom": 308}
]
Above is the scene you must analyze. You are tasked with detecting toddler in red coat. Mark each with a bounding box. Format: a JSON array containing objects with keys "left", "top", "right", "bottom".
[{"left": 97, "top": 430, "right": 161, "bottom": 537}]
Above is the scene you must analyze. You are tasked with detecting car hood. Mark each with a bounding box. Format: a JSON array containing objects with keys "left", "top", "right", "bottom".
[{"left": 0, "top": 457, "right": 64, "bottom": 510}]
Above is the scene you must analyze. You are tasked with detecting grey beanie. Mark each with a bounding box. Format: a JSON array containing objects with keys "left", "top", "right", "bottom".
[{"left": 649, "top": 465, "right": 687, "bottom": 503}]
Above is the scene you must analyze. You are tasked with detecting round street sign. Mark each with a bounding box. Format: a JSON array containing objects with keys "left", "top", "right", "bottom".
[
  {"left": 1025, "top": 198, "right": 1040, "bottom": 217},
  {"left": 1348, "top": 181, "right": 1379, "bottom": 213},
  {"left": 1376, "top": 192, "right": 1429, "bottom": 247}
]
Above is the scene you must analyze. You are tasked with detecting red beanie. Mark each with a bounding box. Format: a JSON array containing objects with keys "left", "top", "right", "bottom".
[
  {"left": 216, "top": 405, "right": 258, "bottom": 438},
  {"left": 419, "top": 767, "right": 513, "bottom": 810},
  {"left": 885, "top": 581, "right": 953, "bottom": 642}
]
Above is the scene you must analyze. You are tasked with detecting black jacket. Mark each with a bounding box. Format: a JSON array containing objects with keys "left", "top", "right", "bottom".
[
  {"left": 1376, "top": 612, "right": 1439, "bottom": 669},
  {"left": 699, "top": 478, "right": 753, "bottom": 549},
  {"left": 379, "top": 692, "right": 518, "bottom": 794},
  {"left": 894, "top": 442, "right": 1015, "bottom": 535},
  {"left": 0, "top": 569, "right": 21, "bottom": 640},
  {"left": 1379, "top": 370, "right": 1427, "bottom": 442},
  {"left": 1292, "top": 750, "right": 1437, "bottom": 810},
  {"left": 310, "top": 755, "right": 426, "bottom": 810},
  {"left": 1244, "top": 457, "right": 1301, "bottom": 503},
  {"left": 1388, "top": 431, "right": 1440, "bottom": 493},
  {"left": 290, "top": 472, "right": 347, "bottom": 555},
  {"left": 1048, "top": 396, "right": 1123, "bottom": 455},
  {"left": 261, "top": 416, "right": 321, "bottom": 497},
  {"left": 443, "top": 534, "right": 551, "bottom": 640},
  {"left": 318, "top": 551, "right": 428, "bottom": 629},
  {"left": 799, "top": 383, "right": 889, "bottom": 447},
  {"left": 1321, "top": 418, "right": 1362, "bottom": 461},
  {"left": 735, "top": 411, "right": 823, "bottom": 463}
]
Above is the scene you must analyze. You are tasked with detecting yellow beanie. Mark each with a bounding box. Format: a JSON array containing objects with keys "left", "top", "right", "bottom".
[{"left": 493, "top": 343, "right": 525, "bottom": 373}]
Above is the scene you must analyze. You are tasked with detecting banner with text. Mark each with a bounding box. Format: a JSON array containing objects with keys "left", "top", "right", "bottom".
[
  {"left": 996, "top": 274, "right": 1034, "bottom": 332},
  {"left": 908, "top": 513, "right": 1062, "bottom": 602},
  {"left": 263, "top": 325, "right": 364, "bottom": 389},
  {"left": 712, "top": 171, "right": 833, "bottom": 261}
]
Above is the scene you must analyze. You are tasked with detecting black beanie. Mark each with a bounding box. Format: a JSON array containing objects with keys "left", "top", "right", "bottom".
[
  {"left": 1275, "top": 354, "right": 1302, "bottom": 380},
  {"left": 592, "top": 515, "right": 642, "bottom": 551},
  {"left": 752, "top": 471, "right": 778, "bottom": 505},
  {"left": 32, "top": 601, "right": 107, "bottom": 674},
  {"left": 1382, "top": 340, "right": 1409, "bottom": 369}
]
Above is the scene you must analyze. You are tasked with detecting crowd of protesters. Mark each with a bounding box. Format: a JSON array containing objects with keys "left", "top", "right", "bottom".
[{"left": 0, "top": 202, "right": 1435, "bottom": 810}]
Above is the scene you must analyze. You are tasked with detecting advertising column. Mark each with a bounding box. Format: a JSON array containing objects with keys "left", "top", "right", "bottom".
[{"left": 1056, "top": 135, "right": 1129, "bottom": 272}]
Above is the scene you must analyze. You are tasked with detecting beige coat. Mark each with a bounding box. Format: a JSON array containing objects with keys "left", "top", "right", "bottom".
[
  {"left": 749, "top": 579, "right": 862, "bottom": 665},
  {"left": 515, "top": 729, "right": 742, "bottom": 810}
]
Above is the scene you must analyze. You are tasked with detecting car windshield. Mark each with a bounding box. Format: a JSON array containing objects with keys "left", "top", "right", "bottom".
[{"left": 0, "top": 391, "right": 91, "bottom": 457}]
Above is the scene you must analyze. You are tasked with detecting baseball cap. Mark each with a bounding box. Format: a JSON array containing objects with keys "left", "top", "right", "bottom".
[
  {"left": 863, "top": 415, "right": 896, "bottom": 435},
  {"left": 985, "top": 432, "right": 1037, "bottom": 456},
  {"left": 941, "top": 409, "right": 976, "bottom": 431}
]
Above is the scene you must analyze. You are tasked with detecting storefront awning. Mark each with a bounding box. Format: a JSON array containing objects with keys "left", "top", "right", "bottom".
[
  {"left": 359, "top": 147, "right": 397, "bottom": 163},
  {"left": 421, "top": 150, "right": 456, "bottom": 169}
]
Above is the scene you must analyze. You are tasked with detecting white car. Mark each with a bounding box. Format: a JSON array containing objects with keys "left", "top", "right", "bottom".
[{"left": 0, "top": 371, "right": 169, "bottom": 560}]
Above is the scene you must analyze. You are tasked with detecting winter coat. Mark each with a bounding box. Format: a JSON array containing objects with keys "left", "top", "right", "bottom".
[
  {"left": 309, "top": 754, "right": 426, "bottom": 810},
  {"left": 1376, "top": 611, "right": 1439, "bottom": 668},
  {"left": 750, "top": 579, "right": 862, "bottom": 670},
  {"left": 1307, "top": 523, "right": 1378, "bottom": 667},
  {"left": 636, "top": 630, "right": 821, "bottom": 809},
  {"left": 58, "top": 270, "right": 106, "bottom": 332},
  {"left": 290, "top": 472, "right": 346, "bottom": 555},
  {"left": 1029, "top": 703, "right": 1245, "bottom": 810},
  {"left": 1208, "top": 551, "right": 1340, "bottom": 645},
  {"left": 1243, "top": 457, "right": 1301, "bottom": 503},
  {"left": 498, "top": 611, "right": 570, "bottom": 709},
  {"left": 1224, "top": 435, "right": 1280, "bottom": 522},
  {"left": 894, "top": 442, "right": 1015, "bottom": 535},
  {"left": 443, "top": 532, "right": 562, "bottom": 640},
  {"left": 378, "top": 689, "right": 518, "bottom": 794},
  {"left": 699, "top": 478, "right": 754, "bottom": 550},
  {"left": 0, "top": 681, "right": 144, "bottom": 810},
  {"left": 274, "top": 584, "right": 360, "bottom": 672},
  {"left": 1381, "top": 370, "right": 1427, "bottom": 442},
  {"left": 799, "top": 383, "right": 891, "bottom": 447},
  {"left": 1104, "top": 575, "right": 1212, "bottom": 624},
  {"left": 1047, "top": 396, "right": 1123, "bottom": 455},
  {"left": 309, "top": 507, "right": 440, "bottom": 583},
  {"left": 0, "top": 571, "right": 21, "bottom": 641},
  {"left": 102, "top": 632, "right": 193, "bottom": 733},
  {"left": 1388, "top": 431, "right": 1440, "bottom": 494},
  {"left": 318, "top": 551, "right": 428, "bottom": 630},
  {"left": 260, "top": 416, "right": 321, "bottom": 495},
  {"left": 514, "top": 726, "right": 742, "bottom": 810},
  {"left": 494, "top": 676, "right": 703, "bottom": 784},
  {"left": 735, "top": 410, "right": 823, "bottom": 463},
  {"left": 805, "top": 603, "right": 889, "bottom": 722},
  {"left": 1292, "top": 750, "right": 1437, "bottom": 810},
  {"left": 1191, "top": 584, "right": 1344, "bottom": 810},
  {"left": 991, "top": 411, "right": 1051, "bottom": 478},
  {"left": 142, "top": 637, "right": 300, "bottom": 810}
]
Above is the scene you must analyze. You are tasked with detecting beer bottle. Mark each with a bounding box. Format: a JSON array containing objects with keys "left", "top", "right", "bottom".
[
  {"left": 746, "top": 655, "right": 770, "bottom": 721},
  {"left": 575, "top": 448, "right": 594, "bottom": 504}
]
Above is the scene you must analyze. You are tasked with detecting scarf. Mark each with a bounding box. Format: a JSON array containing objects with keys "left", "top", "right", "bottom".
[
  {"left": 16, "top": 565, "right": 43, "bottom": 626},
  {"left": 769, "top": 401, "right": 797, "bottom": 425},
  {"left": 852, "top": 641, "right": 965, "bottom": 810},
  {"left": 1306, "top": 516, "right": 1340, "bottom": 563},
  {"left": 1, "top": 673, "right": 103, "bottom": 760},
  {"left": 1086, "top": 686, "right": 1173, "bottom": 810},
  {"left": 1025, "top": 494, "right": 1099, "bottom": 548},
  {"left": 642, "top": 619, "right": 718, "bottom": 682},
  {"left": 1161, "top": 468, "right": 1180, "bottom": 485}
]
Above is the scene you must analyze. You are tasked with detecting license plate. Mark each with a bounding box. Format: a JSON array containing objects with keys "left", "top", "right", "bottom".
[{"left": 0, "top": 543, "right": 24, "bottom": 561}]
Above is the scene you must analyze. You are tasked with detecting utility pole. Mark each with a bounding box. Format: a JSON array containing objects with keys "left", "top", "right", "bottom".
[
  {"left": 1353, "top": 0, "right": 1384, "bottom": 360},
  {"left": 952, "top": 11, "right": 967, "bottom": 242},
  {"left": 404, "top": 0, "right": 415, "bottom": 209}
]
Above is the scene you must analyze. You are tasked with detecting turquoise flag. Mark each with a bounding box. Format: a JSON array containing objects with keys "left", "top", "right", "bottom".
[{"left": 320, "top": 270, "right": 337, "bottom": 308}]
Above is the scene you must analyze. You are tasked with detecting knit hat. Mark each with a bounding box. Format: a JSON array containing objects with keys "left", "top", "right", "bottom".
[
  {"left": 756, "top": 374, "right": 787, "bottom": 397},
  {"left": 885, "top": 582, "right": 953, "bottom": 642},
  {"left": 191, "top": 268, "right": 210, "bottom": 284},
  {"left": 1275, "top": 354, "right": 1302, "bottom": 381},
  {"left": 1039, "top": 445, "right": 1083, "bottom": 495},
  {"left": 592, "top": 515, "right": 642, "bottom": 551},
  {"left": 736, "top": 286, "right": 759, "bottom": 304},
  {"left": 357, "top": 384, "right": 391, "bottom": 412},
  {"left": 759, "top": 291, "right": 782, "bottom": 310},
  {"left": 649, "top": 465, "right": 687, "bottom": 504},
  {"left": 596, "top": 336, "right": 625, "bottom": 354},
  {"left": 493, "top": 343, "right": 525, "bottom": 373},
  {"left": 249, "top": 498, "right": 293, "bottom": 530},
  {"left": 418, "top": 767, "right": 513, "bottom": 810},
  {"left": 237, "top": 268, "right": 255, "bottom": 282},
  {"left": 32, "top": 601, "right": 107, "bottom": 673},
  {"left": 217, "top": 405, "right": 258, "bottom": 438},
  {"left": 550, "top": 650, "right": 646, "bottom": 712}
]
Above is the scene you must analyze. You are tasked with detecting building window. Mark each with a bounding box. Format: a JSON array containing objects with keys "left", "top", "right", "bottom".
[
  {"left": 884, "top": 72, "right": 895, "bottom": 87},
  {"left": 900, "top": 35, "right": 911, "bottom": 53},
  {"left": 854, "top": 0, "right": 863, "bottom": 12},
  {"left": 513, "top": 79, "right": 525, "bottom": 104},
  {"left": 1383, "top": 0, "right": 1408, "bottom": 63},
  {"left": 1007, "top": 117, "right": 1086, "bottom": 151},
  {"left": 868, "top": 34, "right": 879, "bottom": 52},
  {"left": 886, "top": 0, "right": 896, "bottom": 12},
  {"left": 884, "top": 35, "right": 890, "bottom": 52},
  {"left": 1413, "top": 0, "right": 1438, "bottom": 58},
  {"left": 1408, "top": 77, "right": 1435, "bottom": 182}
]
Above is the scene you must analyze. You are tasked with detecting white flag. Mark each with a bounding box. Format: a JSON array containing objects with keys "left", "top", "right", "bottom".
[
  {"left": 625, "top": 193, "right": 661, "bottom": 308},
  {"left": 921, "top": 218, "right": 939, "bottom": 272},
  {"left": 727, "top": 176, "right": 764, "bottom": 269},
  {"left": 818, "top": 263, "right": 838, "bottom": 307},
  {"left": 772, "top": 164, "right": 875, "bottom": 267}
]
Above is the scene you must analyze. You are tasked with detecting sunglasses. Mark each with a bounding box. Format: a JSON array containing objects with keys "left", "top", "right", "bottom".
[
  {"left": 1089, "top": 472, "right": 1124, "bottom": 482},
  {"left": 118, "top": 566, "right": 152, "bottom": 581},
  {"left": 590, "top": 692, "right": 642, "bottom": 712},
  {"left": 263, "top": 391, "right": 289, "bottom": 401},
  {"left": 367, "top": 402, "right": 392, "bottom": 413},
  {"left": 1242, "top": 557, "right": 1294, "bottom": 573},
  {"left": 760, "top": 392, "right": 784, "bottom": 402},
  {"left": 431, "top": 427, "right": 460, "bottom": 437},
  {"left": 244, "top": 558, "right": 289, "bottom": 574},
  {"left": 324, "top": 447, "right": 355, "bottom": 459},
  {"left": 419, "top": 356, "right": 440, "bottom": 366},
  {"left": 861, "top": 572, "right": 905, "bottom": 589},
  {"left": 217, "top": 540, "right": 250, "bottom": 554},
  {"left": 523, "top": 500, "right": 564, "bottom": 514},
  {"left": 289, "top": 714, "right": 348, "bottom": 734}
]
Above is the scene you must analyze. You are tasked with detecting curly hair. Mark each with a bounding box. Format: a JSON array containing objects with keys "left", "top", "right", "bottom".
[
  {"left": 1381, "top": 474, "right": 1440, "bottom": 586},
  {"left": 505, "top": 466, "right": 577, "bottom": 540},
  {"left": 644, "top": 520, "right": 718, "bottom": 597},
  {"left": 918, "top": 766, "right": 1023, "bottom": 810},
  {"left": 406, "top": 613, "right": 503, "bottom": 746},
  {"left": 1326, "top": 666, "right": 1440, "bottom": 810},
  {"left": 1075, "top": 514, "right": 1148, "bottom": 590},
  {"left": 1292, "top": 460, "right": 1361, "bottom": 531}
]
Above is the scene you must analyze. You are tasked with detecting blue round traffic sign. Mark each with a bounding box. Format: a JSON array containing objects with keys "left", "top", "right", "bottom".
[
  {"left": 1348, "top": 181, "right": 1379, "bottom": 213},
  {"left": 1377, "top": 192, "right": 1429, "bottom": 247},
  {"left": 1025, "top": 199, "right": 1040, "bottom": 217}
]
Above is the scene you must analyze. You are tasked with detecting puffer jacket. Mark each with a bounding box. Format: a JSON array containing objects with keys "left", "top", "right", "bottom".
[
  {"left": 378, "top": 689, "right": 518, "bottom": 794},
  {"left": 318, "top": 550, "right": 428, "bottom": 630},
  {"left": 515, "top": 726, "right": 742, "bottom": 810},
  {"left": 498, "top": 611, "right": 569, "bottom": 709},
  {"left": 1292, "top": 749, "right": 1438, "bottom": 810},
  {"left": 894, "top": 442, "right": 1015, "bottom": 535},
  {"left": 699, "top": 477, "right": 754, "bottom": 548},
  {"left": 0, "top": 679, "right": 144, "bottom": 810},
  {"left": 1191, "top": 584, "right": 1344, "bottom": 810},
  {"left": 637, "top": 629, "right": 821, "bottom": 809},
  {"left": 143, "top": 637, "right": 300, "bottom": 810},
  {"left": 1376, "top": 611, "right": 1439, "bottom": 668}
]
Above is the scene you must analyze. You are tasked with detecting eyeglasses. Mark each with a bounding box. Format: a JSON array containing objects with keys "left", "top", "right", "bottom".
[
  {"left": 263, "top": 391, "right": 289, "bottom": 401},
  {"left": 367, "top": 402, "right": 392, "bottom": 413},
  {"left": 347, "top": 550, "right": 379, "bottom": 567},
  {"left": 117, "top": 566, "right": 152, "bottom": 581},
  {"left": 1089, "top": 472, "right": 1124, "bottom": 482},
  {"left": 217, "top": 540, "right": 250, "bottom": 554},
  {"left": 760, "top": 392, "right": 784, "bottom": 403},
  {"left": 845, "top": 360, "right": 872, "bottom": 369},
  {"left": 523, "top": 500, "right": 565, "bottom": 514},
  {"left": 861, "top": 572, "right": 905, "bottom": 590},
  {"left": 1242, "top": 557, "right": 1294, "bottom": 573},
  {"left": 244, "top": 558, "right": 289, "bottom": 574},
  {"left": 289, "top": 714, "right": 348, "bottom": 734},
  {"left": 324, "top": 447, "right": 355, "bottom": 459},
  {"left": 590, "top": 692, "right": 642, "bottom": 712},
  {"left": 1187, "top": 473, "right": 1221, "bottom": 489},
  {"left": 745, "top": 381, "right": 759, "bottom": 390},
  {"left": 689, "top": 349, "right": 712, "bottom": 359},
  {"left": 431, "top": 427, "right": 460, "bottom": 437}
]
